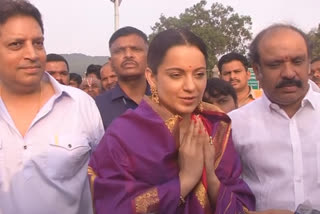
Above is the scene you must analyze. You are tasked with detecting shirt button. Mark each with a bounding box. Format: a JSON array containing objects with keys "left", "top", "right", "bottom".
[
  {"left": 68, "top": 144, "right": 72, "bottom": 148},
  {"left": 23, "top": 145, "right": 27, "bottom": 150}
]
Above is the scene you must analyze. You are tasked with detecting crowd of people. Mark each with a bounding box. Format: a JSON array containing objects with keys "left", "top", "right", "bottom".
[
  {"left": 0, "top": 0, "right": 320, "bottom": 214},
  {"left": 44, "top": 53, "right": 118, "bottom": 98}
]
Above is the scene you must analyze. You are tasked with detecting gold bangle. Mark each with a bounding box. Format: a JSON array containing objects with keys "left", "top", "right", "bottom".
[{"left": 179, "top": 195, "right": 186, "bottom": 206}]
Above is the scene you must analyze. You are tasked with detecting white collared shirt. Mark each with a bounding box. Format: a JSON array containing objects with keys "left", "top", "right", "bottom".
[
  {"left": 309, "top": 79, "right": 320, "bottom": 92},
  {"left": 228, "top": 84, "right": 320, "bottom": 211},
  {"left": 0, "top": 73, "right": 104, "bottom": 214}
]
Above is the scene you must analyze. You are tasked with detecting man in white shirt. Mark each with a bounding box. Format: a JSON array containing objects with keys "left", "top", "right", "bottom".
[
  {"left": 0, "top": 1, "right": 104, "bottom": 213},
  {"left": 229, "top": 24, "right": 320, "bottom": 213}
]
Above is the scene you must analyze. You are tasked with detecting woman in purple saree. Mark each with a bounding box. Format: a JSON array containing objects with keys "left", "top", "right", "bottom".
[{"left": 88, "top": 29, "right": 255, "bottom": 214}]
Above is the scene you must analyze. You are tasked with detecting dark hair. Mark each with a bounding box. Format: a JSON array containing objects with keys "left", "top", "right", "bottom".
[
  {"left": 249, "top": 24, "right": 311, "bottom": 65},
  {"left": 109, "top": 26, "right": 148, "bottom": 48},
  {"left": 46, "top": 53, "right": 69, "bottom": 71},
  {"left": 218, "top": 52, "right": 249, "bottom": 72},
  {"left": 69, "top": 73, "right": 82, "bottom": 85},
  {"left": 311, "top": 56, "right": 320, "bottom": 64},
  {"left": 147, "top": 28, "right": 208, "bottom": 74},
  {"left": 86, "top": 64, "right": 102, "bottom": 79},
  {"left": 203, "top": 78, "right": 238, "bottom": 106},
  {"left": 0, "top": 0, "right": 44, "bottom": 34}
]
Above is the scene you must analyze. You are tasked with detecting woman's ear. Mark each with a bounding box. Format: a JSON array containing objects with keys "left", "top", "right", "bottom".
[{"left": 145, "top": 67, "right": 156, "bottom": 88}]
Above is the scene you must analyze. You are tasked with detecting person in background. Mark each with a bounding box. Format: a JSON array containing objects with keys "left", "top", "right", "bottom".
[
  {"left": 100, "top": 62, "right": 118, "bottom": 91},
  {"left": 46, "top": 53, "right": 70, "bottom": 85},
  {"left": 69, "top": 72, "right": 82, "bottom": 88},
  {"left": 310, "top": 57, "right": 320, "bottom": 87},
  {"left": 218, "top": 52, "right": 261, "bottom": 107},
  {"left": 0, "top": 1, "right": 104, "bottom": 213},
  {"left": 203, "top": 78, "right": 238, "bottom": 113},
  {"left": 95, "top": 26, "right": 150, "bottom": 129},
  {"left": 80, "top": 77, "right": 102, "bottom": 98},
  {"left": 89, "top": 28, "right": 255, "bottom": 214},
  {"left": 229, "top": 24, "right": 320, "bottom": 212},
  {"left": 86, "top": 64, "right": 101, "bottom": 80}
]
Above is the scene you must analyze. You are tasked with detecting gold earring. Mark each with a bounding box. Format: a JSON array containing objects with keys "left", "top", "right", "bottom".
[
  {"left": 151, "top": 87, "right": 159, "bottom": 104},
  {"left": 197, "top": 101, "right": 204, "bottom": 112}
]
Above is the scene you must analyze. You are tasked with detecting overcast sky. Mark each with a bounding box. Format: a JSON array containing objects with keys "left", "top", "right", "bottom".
[{"left": 29, "top": 0, "right": 320, "bottom": 57}]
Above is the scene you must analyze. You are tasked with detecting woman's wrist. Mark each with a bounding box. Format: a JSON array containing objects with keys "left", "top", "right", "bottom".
[
  {"left": 208, "top": 172, "right": 220, "bottom": 189},
  {"left": 207, "top": 171, "right": 221, "bottom": 204},
  {"left": 179, "top": 172, "right": 194, "bottom": 198}
]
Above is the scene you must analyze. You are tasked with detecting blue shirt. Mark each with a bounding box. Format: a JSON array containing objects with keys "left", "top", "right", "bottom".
[{"left": 95, "top": 83, "right": 150, "bottom": 130}]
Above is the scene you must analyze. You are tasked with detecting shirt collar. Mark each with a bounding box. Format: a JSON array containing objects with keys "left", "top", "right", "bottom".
[
  {"left": 248, "top": 87, "right": 256, "bottom": 99},
  {"left": 111, "top": 82, "right": 151, "bottom": 101},
  {"left": 308, "top": 79, "right": 320, "bottom": 93},
  {"left": 262, "top": 82, "right": 317, "bottom": 112},
  {"left": 111, "top": 83, "right": 128, "bottom": 101},
  {"left": 0, "top": 73, "right": 73, "bottom": 125},
  {"left": 44, "top": 72, "right": 73, "bottom": 100},
  {"left": 301, "top": 83, "right": 317, "bottom": 109}
]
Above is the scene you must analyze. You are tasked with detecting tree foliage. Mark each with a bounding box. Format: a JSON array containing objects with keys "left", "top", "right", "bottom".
[
  {"left": 149, "top": 0, "right": 253, "bottom": 70},
  {"left": 308, "top": 24, "right": 320, "bottom": 58}
]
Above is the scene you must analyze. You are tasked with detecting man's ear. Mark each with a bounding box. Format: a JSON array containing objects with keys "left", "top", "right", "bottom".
[
  {"left": 108, "top": 57, "right": 115, "bottom": 70},
  {"left": 252, "top": 63, "right": 262, "bottom": 81},
  {"left": 145, "top": 67, "right": 156, "bottom": 88},
  {"left": 308, "top": 62, "right": 311, "bottom": 76},
  {"left": 246, "top": 69, "right": 251, "bottom": 80}
]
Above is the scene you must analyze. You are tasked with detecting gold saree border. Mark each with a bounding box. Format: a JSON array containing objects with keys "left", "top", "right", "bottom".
[
  {"left": 134, "top": 187, "right": 160, "bottom": 214},
  {"left": 223, "top": 192, "right": 233, "bottom": 214},
  {"left": 165, "top": 115, "right": 182, "bottom": 133},
  {"left": 87, "top": 166, "right": 97, "bottom": 214},
  {"left": 144, "top": 96, "right": 182, "bottom": 134},
  {"left": 88, "top": 166, "right": 97, "bottom": 197},
  {"left": 144, "top": 96, "right": 181, "bottom": 148},
  {"left": 194, "top": 182, "right": 209, "bottom": 209},
  {"left": 201, "top": 101, "right": 225, "bottom": 114},
  {"left": 213, "top": 121, "right": 231, "bottom": 169},
  {"left": 242, "top": 206, "right": 249, "bottom": 214}
]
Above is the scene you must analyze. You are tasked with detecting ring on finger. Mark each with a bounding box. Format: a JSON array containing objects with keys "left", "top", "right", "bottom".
[{"left": 209, "top": 136, "right": 213, "bottom": 145}]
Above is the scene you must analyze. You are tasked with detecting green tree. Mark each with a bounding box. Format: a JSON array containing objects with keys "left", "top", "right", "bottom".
[
  {"left": 308, "top": 24, "right": 320, "bottom": 58},
  {"left": 149, "top": 0, "right": 252, "bottom": 71}
]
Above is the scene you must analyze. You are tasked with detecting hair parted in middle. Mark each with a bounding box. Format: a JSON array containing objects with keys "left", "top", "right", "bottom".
[{"left": 147, "top": 28, "right": 208, "bottom": 75}]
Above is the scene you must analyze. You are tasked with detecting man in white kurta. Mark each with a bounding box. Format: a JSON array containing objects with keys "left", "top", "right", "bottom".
[
  {"left": 229, "top": 24, "right": 320, "bottom": 213},
  {"left": 0, "top": 74, "right": 104, "bottom": 214}
]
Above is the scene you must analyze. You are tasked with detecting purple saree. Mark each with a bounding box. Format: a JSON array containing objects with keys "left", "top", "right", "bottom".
[{"left": 88, "top": 97, "right": 255, "bottom": 214}]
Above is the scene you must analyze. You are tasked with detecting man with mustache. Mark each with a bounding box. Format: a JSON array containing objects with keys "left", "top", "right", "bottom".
[
  {"left": 95, "top": 26, "right": 149, "bottom": 129},
  {"left": 46, "top": 53, "right": 70, "bottom": 85},
  {"left": 0, "top": 1, "right": 104, "bottom": 213},
  {"left": 219, "top": 52, "right": 260, "bottom": 107},
  {"left": 310, "top": 57, "right": 320, "bottom": 87},
  {"left": 229, "top": 24, "right": 320, "bottom": 213},
  {"left": 100, "top": 61, "right": 118, "bottom": 91}
]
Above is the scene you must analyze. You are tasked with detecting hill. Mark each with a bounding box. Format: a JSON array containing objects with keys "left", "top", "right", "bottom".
[{"left": 61, "top": 53, "right": 109, "bottom": 76}]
